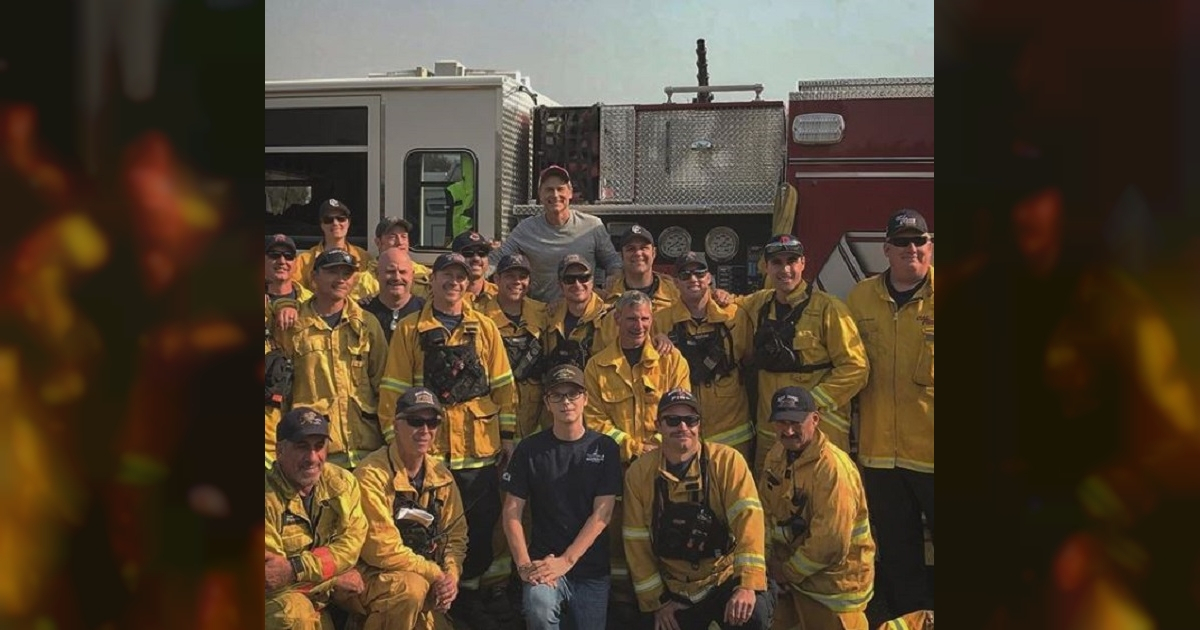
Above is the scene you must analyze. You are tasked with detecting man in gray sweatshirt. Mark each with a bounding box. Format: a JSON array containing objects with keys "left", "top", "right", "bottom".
[{"left": 489, "top": 165, "right": 623, "bottom": 302}]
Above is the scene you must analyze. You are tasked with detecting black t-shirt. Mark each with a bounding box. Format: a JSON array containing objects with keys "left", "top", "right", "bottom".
[
  {"left": 360, "top": 295, "right": 425, "bottom": 342},
  {"left": 563, "top": 311, "right": 581, "bottom": 338},
  {"left": 885, "top": 270, "right": 928, "bottom": 307},
  {"left": 432, "top": 308, "right": 463, "bottom": 333},
  {"left": 320, "top": 309, "right": 343, "bottom": 329},
  {"left": 629, "top": 275, "right": 660, "bottom": 299},
  {"left": 501, "top": 428, "right": 623, "bottom": 578},
  {"left": 622, "top": 345, "right": 643, "bottom": 368}
]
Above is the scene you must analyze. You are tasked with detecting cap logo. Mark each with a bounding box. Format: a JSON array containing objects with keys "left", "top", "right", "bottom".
[
  {"left": 329, "top": 199, "right": 341, "bottom": 207},
  {"left": 552, "top": 368, "right": 574, "bottom": 382},
  {"left": 413, "top": 390, "right": 436, "bottom": 405},
  {"left": 298, "top": 410, "right": 323, "bottom": 426},
  {"left": 775, "top": 394, "right": 800, "bottom": 409},
  {"left": 897, "top": 217, "right": 917, "bottom": 227}
]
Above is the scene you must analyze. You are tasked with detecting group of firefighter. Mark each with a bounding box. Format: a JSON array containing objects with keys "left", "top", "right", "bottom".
[{"left": 264, "top": 165, "right": 934, "bottom": 630}]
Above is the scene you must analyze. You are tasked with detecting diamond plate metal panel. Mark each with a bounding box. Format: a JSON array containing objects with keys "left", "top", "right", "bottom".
[
  {"left": 499, "top": 84, "right": 537, "bottom": 239},
  {"left": 790, "top": 77, "right": 934, "bottom": 101},
  {"left": 635, "top": 107, "right": 784, "bottom": 206},
  {"left": 599, "top": 106, "right": 636, "bottom": 203}
]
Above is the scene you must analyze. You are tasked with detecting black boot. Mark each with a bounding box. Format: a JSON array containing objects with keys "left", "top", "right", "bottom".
[{"left": 450, "top": 588, "right": 502, "bottom": 630}]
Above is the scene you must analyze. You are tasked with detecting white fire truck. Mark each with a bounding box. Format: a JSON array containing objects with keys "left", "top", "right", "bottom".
[{"left": 265, "top": 61, "right": 932, "bottom": 298}]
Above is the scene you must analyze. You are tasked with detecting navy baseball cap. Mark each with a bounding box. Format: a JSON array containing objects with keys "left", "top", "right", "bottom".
[
  {"left": 496, "top": 253, "right": 532, "bottom": 275},
  {"left": 886, "top": 209, "right": 929, "bottom": 238},
  {"left": 620, "top": 224, "right": 655, "bottom": 248},
  {"left": 763, "top": 234, "right": 805, "bottom": 259},
  {"left": 432, "top": 252, "right": 470, "bottom": 274},
  {"left": 544, "top": 364, "right": 585, "bottom": 390},
  {"left": 277, "top": 407, "right": 331, "bottom": 442},
  {"left": 451, "top": 231, "right": 489, "bottom": 253},
  {"left": 396, "top": 387, "right": 444, "bottom": 418},
  {"left": 675, "top": 251, "right": 708, "bottom": 273},
  {"left": 266, "top": 234, "right": 297, "bottom": 255},
  {"left": 319, "top": 198, "right": 351, "bottom": 219},
  {"left": 375, "top": 216, "right": 413, "bottom": 238},
  {"left": 557, "top": 254, "right": 592, "bottom": 278}
]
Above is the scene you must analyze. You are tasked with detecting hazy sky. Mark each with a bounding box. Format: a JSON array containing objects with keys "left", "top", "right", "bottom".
[{"left": 266, "top": 0, "right": 933, "bottom": 106}]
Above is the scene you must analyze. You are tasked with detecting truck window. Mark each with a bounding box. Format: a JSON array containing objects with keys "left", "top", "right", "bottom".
[
  {"left": 265, "top": 106, "right": 370, "bottom": 251},
  {"left": 404, "top": 150, "right": 476, "bottom": 249}
]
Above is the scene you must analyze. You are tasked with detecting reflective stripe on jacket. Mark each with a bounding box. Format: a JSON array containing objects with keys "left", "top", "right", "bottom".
[
  {"left": 759, "top": 429, "right": 875, "bottom": 612},
  {"left": 846, "top": 268, "right": 934, "bottom": 472},
  {"left": 378, "top": 303, "right": 516, "bottom": 469},
  {"left": 623, "top": 442, "right": 767, "bottom": 612}
]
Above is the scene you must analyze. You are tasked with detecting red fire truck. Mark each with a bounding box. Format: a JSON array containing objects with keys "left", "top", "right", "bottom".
[{"left": 265, "top": 64, "right": 932, "bottom": 298}]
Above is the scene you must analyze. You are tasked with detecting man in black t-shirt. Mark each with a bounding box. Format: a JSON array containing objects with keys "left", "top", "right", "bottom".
[
  {"left": 357, "top": 248, "right": 425, "bottom": 343},
  {"left": 501, "top": 363, "right": 622, "bottom": 630}
]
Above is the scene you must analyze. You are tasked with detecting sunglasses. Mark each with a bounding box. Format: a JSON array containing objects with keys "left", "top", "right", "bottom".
[
  {"left": 661, "top": 414, "right": 701, "bottom": 428},
  {"left": 402, "top": 414, "right": 442, "bottom": 429},
  {"left": 460, "top": 248, "right": 490, "bottom": 259},
  {"left": 321, "top": 215, "right": 350, "bottom": 224},
  {"left": 887, "top": 235, "right": 930, "bottom": 247},
  {"left": 545, "top": 389, "right": 585, "bottom": 403},
  {"left": 676, "top": 268, "right": 707, "bottom": 280},
  {"left": 267, "top": 251, "right": 296, "bottom": 261},
  {"left": 561, "top": 274, "right": 592, "bottom": 285}
]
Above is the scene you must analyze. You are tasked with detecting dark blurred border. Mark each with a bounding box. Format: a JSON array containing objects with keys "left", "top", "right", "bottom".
[
  {"left": 937, "top": 0, "right": 1199, "bottom": 627},
  {"left": 2, "top": 0, "right": 264, "bottom": 628}
]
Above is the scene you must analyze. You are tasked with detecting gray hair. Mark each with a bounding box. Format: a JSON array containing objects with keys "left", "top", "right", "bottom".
[{"left": 613, "top": 290, "right": 653, "bottom": 313}]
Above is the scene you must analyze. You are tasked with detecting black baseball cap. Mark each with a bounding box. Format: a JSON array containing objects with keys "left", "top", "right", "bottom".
[
  {"left": 620, "top": 224, "right": 654, "bottom": 248},
  {"left": 320, "top": 198, "right": 351, "bottom": 219},
  {"left": 763, "top": 234, "right": 805, "bottom": 259},
  {"left": 432, "top": 252, "right": 470, "bottom": 274},
  {"left": 544, "top": 364, "right": 585, "bottom": 390},
  {"left": 277, "top": 407, "right": 331, "bottom": 442},
  {"left": 769, "top": 386, "right": 818, "bottom": 422},
  {"left": 396, "top": 387, "right": 444, "bottom": 418},
  {"left": 496, "top": 253, "right": 532, "bottom": 275},
  {"left": 313, "top": 248, "right": 358, "bottom": 271},
  {"left": 675, "top": 251, "right": 708, "bottom": 273},
  {"left": 886, "top": 209, "right": 929, "bottom": 238},
  {"left": 375, "top": 216, "right": 413, "bottom": 238},
  {"left": 657, "top": 388, "right": 700, "bottom": 415},
  {"left": 451, "top": 230, "right": 489, "bottom": 253},
  {"left": 266, "top": 234, "right": 297, "bottom": 255}
]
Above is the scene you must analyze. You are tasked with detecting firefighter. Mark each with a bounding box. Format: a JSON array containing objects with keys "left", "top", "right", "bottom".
[
  {"left": 480, "top": 253, "right": 551, "bottom": 440},
  {"left": 582, "top": 289, "right": 689, "bottom": 618},
  {"left": 489, "top": 165, "right": 624, "bottom": 302},
  {"left": 759, "top": 387, "right": 875, "bottom": 630},
  {"left": 358, "top": 248, "right": 425, "bottom": 344},
  {"left": 540, "top": 255, "right": 617, "bottom": 398},
  {"left": 266, "top": 407, "right": 369, "bottom": 630},
  {"left": 846, "top": 209, "right": 934, "bottom": 619},
  {"left": 605, "top": 224, "right": 680, "bottom": 313},
  {"left": 335, "top": 387, "right": 467, "bottom": 630},
  {"left": 451, "top": 230, "right": 499, "bottom": 309},
  {"left": 583, "top": 290, "right": 690, "bottom": 464},
  {"left": 622, "top": 388, "right": 772, "bottom": 630},
  {"left": 266, "top": 233, "right": 311, "bottom": 331},
  {"left": 266, "top": 234, "right": 309, "bottom": 469},
  {"left": 374, "top": 215, "right": 431, "bottom": 299},
  {"left": 293, "top": 198, "right": 380, "bottom": 303},
  {"left": 377, "top": 251, "right": 518, "bottom": 629},
  {"left": 740, "top": 234, "right": 869, "bottom": 471},
  {"left": 500, "top": 364, "right": 622, "bottom": 630},
  {"left": 278, "top": 249, "right": 390, "bottom": 470},
  {"left": 654, "top": 251, "right": 756, "bottom": 462}
]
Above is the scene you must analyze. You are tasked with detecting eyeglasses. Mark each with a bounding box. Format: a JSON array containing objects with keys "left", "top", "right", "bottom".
[
  {"left": 267, "top": 251, "right": 296, "bottom": 261},
  {"left": 322, "top": 215, "right": 349, "bottom": 224},
  {"left": 660, "top": 414, "right": 701, "bottom": 428},
  {"left": 560, "top": 274, "right": 592, "bottom": 285},
  {"left": 545, "top": 389, "right": 585, "bottom": 403},
  {"left": 887, "top": 235, "right": 930, "bottom": 247},
  {"left": 460, "top": 248, "right": 490, "bottom": 259},
  {"left": 402, "top": 414, "right": 442, "bottom": 429},
  {"left": 676, "top": 268, "right": 707, "bottom": 280}
]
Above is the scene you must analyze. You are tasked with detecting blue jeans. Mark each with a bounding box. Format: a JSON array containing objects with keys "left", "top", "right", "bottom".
[{"left": 523, "top": 574, "right": 610, "bottom": 630}]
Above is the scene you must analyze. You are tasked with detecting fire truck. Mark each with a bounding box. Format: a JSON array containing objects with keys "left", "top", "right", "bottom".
[{"left": 265, "top": 61, "right": 932, "bottom": 298}]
